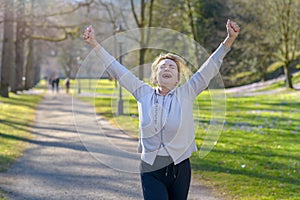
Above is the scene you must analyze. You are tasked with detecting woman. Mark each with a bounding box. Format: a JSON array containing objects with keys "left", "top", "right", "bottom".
[{"left": 83, "top": 19, "right": 240, "bottom": 200}]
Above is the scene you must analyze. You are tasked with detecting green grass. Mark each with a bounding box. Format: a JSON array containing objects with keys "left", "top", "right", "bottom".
[
  {"left": 77, "top": 79, "right": 300, "bottom": 199},
  {"left": 34, "top": 79, "right": 48, "bottom": 89},
  {"left": 192, "top": 91, "right": 300, "bottom": 200},
  {"left": 71, "top": 78, "right": 117, "bottom": 95},
  {"left": 256, "top": 71, "right": 300, "bottom": 91},
  {"left": 0, "top": 92, "right": 43, "bottom": 198},
  {"left": 257, "top": 80, "right": 286, "bottom": 91}
]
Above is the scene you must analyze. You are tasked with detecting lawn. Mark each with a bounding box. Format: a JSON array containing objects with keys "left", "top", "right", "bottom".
[
  {"left": 0, "top": 92, "right": 44, "bottom": 171},
  {"left": 77, "top": 79, "right": 300, "bottom": 200},
  {"left": 0, "top": 91, "right": 44, "bottom": 198},
  {"left": 192, "top": 91, "right": 300, "bottom": 200}
]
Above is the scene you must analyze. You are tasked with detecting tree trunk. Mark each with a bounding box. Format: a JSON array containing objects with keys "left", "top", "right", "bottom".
[
  {"left": 131, "top": 0, "right": 155, "bottom": 80},
  {"left": 15, "top": 0, "right": 26, "bottom": 91},
  {"left": 34, "top": 54, "right": 41, "bottom": 85},
  {"left": 24, "top": 38, "right": 34, "bottom": 90},
  {"left": 138, "top": 0, "right": 145, "bottom": 80},
  {"left": 24, "top": 0, "right": 35, "bottom": 90},
  {"left": 138, "top": 28, "right": 146, "bottom": 79},
  {"left": 9, "top": 7, "right": 17, "bottom": 93},
  {"left": 186, "top": 0, "right": 200, "bottom": 67},
  {"left": 283, "top": 64, "right": 293, "bottom": 89},
  {"left": 138, "top": 48, "right": 146, "bottom": 79},
  {"left": 0, "top": 0, "right": 15, "bottom": 97}
]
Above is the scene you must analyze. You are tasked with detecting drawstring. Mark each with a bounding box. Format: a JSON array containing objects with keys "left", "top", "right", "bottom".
[
  {"left": 173, "top": 165, "right": 177, "bottom": 179},
  {"left": 165, "top": 166, "right": 168, "bottom": 176},
  {"left": 165, "top": 164, "right": 177, "bottom": 179}
]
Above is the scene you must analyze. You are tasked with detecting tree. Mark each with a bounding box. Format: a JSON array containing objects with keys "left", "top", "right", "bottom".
[
  {"left": 226, "top": 0, "right": 274, "bottom": 84},
  {"left": 184, "top": 0, "right": 230, "bottom": 50},
  {"left": 182, "top": 0, "right": 233, "bottom": 77},
  {"left": 228, "top": 0, "right": 300, "bottom": 88},
  {"left": 0, "top": 0, "right": 15, "bottom": 97},
  {"left": 24, "top": 0, "right": 35, "bottom": 90},
  {"left": 21, "top": 0, "right": 94, "bottom": 89},
  {"left": 15, "top": 0, "right": 26, "bottom": 91},
  {"left": 270, "top": 0, "right": 300, "bottom": 88},
  {"left": 185, "top": 0, "right": 201, "bottom": 67},
  {"left": 0, "top": 0, "right": 96, "bottom": 94},
  {"left": 130, "top": 0, "right": 155, "bottom": 79}
]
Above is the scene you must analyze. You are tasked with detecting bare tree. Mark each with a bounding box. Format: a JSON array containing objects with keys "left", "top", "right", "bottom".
[
  {"left": 130, "top": 0, "right": 155, "bottom": 79},
  {"left": 15, "top": 0, "right": 26, "bottom": 91},
  {"left": 230, "top": 0, "right": 300, "bottom": 88},
  {"left": 227, "top": 0, "right": 274, "bottom": 83},
  {"left": 0, "top": 0, "right": 15, "bottom": 97},
  {"left": 24, "top": 0, "right": 35, "bottom": 90},
  {"left": 21, "top": 0, "right": 95, "bottom": 89},
  {"left": 185, "top": 0, "right": 201, "bottom": 67},
  {"left": 270, "top": 0, "right": 300, "bottom": 88}
]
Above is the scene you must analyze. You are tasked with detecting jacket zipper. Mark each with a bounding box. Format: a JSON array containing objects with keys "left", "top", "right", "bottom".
[{"left": 160, "top": 96, "right": 166, "bottom": 149}]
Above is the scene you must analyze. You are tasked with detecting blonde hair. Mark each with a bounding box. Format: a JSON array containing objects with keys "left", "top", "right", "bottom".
[{"left": 150, "top": 53, "right": 190, "bottom": 85}]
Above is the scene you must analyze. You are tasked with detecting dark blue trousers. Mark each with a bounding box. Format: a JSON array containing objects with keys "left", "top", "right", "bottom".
[{"left": 140, "top": 156, "right": 191, "bottom": 200}]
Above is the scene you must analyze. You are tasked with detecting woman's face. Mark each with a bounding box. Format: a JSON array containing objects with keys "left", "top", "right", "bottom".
[{"left": 156, "top": 59, "right": 179, "bottom": 90}]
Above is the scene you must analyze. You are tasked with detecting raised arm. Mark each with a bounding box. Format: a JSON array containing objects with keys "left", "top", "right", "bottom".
[
  {"left": 83, "top": 26, "right": 151, "bottom": 99},
  {"left": 181, "top": 19, "right": 240, "bottom": 99},
  {"left": 223, "top": 19, "right": 240, "bottom": 48},
  {"left": 83, "top": 25, "right": 100, "bottom": 48}
]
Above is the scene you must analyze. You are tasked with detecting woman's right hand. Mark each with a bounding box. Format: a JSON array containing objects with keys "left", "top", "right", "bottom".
[{"left": 83, "top": 25, "right": 99, "bottom": 48}]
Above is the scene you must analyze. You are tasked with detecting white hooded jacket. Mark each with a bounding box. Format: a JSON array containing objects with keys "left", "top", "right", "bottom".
[{"left": 94, "top": 43, "right": 230, "bottom": 165}]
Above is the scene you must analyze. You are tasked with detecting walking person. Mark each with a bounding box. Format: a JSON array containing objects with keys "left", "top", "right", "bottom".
[
  {"left": 83, "top": 19, "right": 240, "bottom": 200},
  {"left": 55, "top": 77, "right": 60, "bottom": 93},
  {"left": 51, "top": 77, "right": 56, "bottom": 93},
  {"left": 65, "top": 77, "right": 70, "bottom": 94}
]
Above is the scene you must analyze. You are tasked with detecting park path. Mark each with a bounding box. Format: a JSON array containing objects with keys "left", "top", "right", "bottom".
[
  {"left": 225, "top": 72, "right": 300, "bottom": 96},
  {"left": 0, "top": 90, "right": 223, "bottom": 200}
]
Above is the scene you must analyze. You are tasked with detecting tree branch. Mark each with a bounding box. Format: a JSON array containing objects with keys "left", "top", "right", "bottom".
[
  {"left": 130, "top": 0, "right": 141, "bottom": 27},
  {"left": 29, "top": 27, "right": 80, "bottom": 42},
  {"left": 98, "top": 0, "right": 117, "bottom": 28},
  {"left": 146, "top": 0, "right": 155, "bottom": 44},
  {"left": 31, "top": 0, "right": 95, "bottom": 18}
]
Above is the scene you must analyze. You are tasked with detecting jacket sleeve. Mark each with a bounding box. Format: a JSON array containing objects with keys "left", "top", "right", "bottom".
[
  {"left": 93, "top": 46, "right": 152, "bottom": 100},
  {"left": 180, "top": 43, "right": 231, "bottom": 99}
]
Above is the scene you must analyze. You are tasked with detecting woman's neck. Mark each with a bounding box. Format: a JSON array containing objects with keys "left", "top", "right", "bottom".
[{"left": 158, "top": 86, "right": 171, "bottom": 96}]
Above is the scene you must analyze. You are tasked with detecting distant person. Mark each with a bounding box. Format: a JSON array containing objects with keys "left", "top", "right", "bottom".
[
  {"left": 51, "top": 78, "right": 56, "bottom": 93},
  {"left": 55, "top": 78, "right": 60, "bottom": 93},
  {"left": 83, "top": 19, "right": 240, "bottom": 200},
  {"left": 65, "top": 78, "right": 70, "bottom": 94}
]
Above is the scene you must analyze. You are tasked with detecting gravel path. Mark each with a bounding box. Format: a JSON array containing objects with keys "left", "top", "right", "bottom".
[{"left": 0, "top": 90, "right": 223, "bottom": 200}]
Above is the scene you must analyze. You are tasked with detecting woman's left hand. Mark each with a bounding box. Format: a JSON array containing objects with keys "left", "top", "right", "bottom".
[{"left": 226, "top": 19, "right": 240, "bottom": 39}]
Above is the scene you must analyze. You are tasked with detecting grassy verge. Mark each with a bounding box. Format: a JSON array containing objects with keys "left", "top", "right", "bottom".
[
  {"left": 192, "top": 91, "right": 300, "bottom": 200},
  {"left": 77, "top": 79, "right": 299, "bottom": 199},
  {"left": 0, "top": 91, "right": 44, "bottom": 198}
]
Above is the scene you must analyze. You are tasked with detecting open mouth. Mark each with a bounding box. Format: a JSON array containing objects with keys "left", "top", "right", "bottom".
[{"left": 162, "top": 73, "right": 172, "bottom": 78}]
